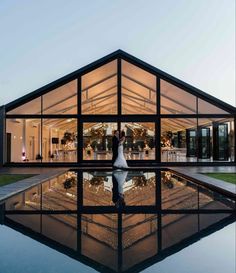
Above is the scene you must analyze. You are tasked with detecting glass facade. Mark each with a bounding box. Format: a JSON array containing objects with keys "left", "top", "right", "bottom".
[
  {"left": 120, "top": 122, "right": 155, "bottom": 160},
  {"left": 4, "top": 55, "right": 235, "bottom": 164},
  {"left": 42, "top": 118, "right": 77, "bottom": 162},
  {"left": 161, "top": 80, "right": 196, "bottom": 114},
  {"left": 161, "top": 118, "right": 197, "bottom": 162},
  {"left": 43, "top": 80, "right": 77, "bottom": 115},
  {"left": 82, "top": 60, "right": 117, "bottom": 115},
  {"left": 122, "top": 60, "right": 156, "bottom": 114},
  {"left": 83, "top": 122, "right": 117, "bottom": 160}
]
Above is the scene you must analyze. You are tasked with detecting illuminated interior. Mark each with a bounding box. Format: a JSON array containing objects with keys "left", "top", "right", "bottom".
[{"left": 4, "top": 51, "right": 235, "bottom": 164}]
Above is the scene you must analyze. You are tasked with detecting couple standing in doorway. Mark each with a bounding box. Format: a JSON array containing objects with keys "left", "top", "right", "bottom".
[{"left": 112, "top": 130, "right": 129, "bottom": 169}]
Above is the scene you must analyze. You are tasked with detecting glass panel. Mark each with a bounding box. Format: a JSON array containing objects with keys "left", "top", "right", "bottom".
[
  {"left": 7, "top": 97, "right": 41, "bottom": 115},
  {"left": 82, "top": 60, "right": 117, "bottom": 114},
  {"left": 161, "top": 118, "right": 197, "bottom": 162},
  {"left": 122, "top": 60, "right": 156, "bottom": 114},
  {"left": 120, "top": 122, "right": 155, "bottom": 160},
  {"left": 198, "top": 118, "right": 234, "bottom": 162},
  {"left": 42, "top": 118, "right": 77, "bottom": 162},
  {"left": 198, "top": 98, "right": 229, "bottom": 114},
  {"left": 161, "top": 80, "right": 196, "bottom": 114},
  {"left": 43, "top": 80, "right": 77, "bottom": 114},
  {"left": 83, "top": 122, "right": 117, "bottom": 160},
  {"left": 198, "top": 127, "right": 211, "bottom": 159},
  {"left": 6, "top": 119, "right": 41, "bottom": 162}
]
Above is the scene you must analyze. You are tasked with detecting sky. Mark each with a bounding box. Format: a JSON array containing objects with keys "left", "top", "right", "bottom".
[{"left": 0, "top": 0, "right": 235, "bottom": 106}]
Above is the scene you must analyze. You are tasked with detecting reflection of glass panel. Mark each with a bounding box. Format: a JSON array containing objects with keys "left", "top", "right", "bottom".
[
  {"left": 43, "top": 80, "right": 77, "bottom": 114},
  {"left": 162, "top": 213, "right": 198, "bottom": 249},
  {"left": 7, "top": 97, "right": 41, "bottom": 115},
  {"left": 42, "top": 118, "right": 77, "bottom": 162},
  {"left": 42, "top": 214, "right": 77, "bottom": 250},
  {"left": 6, "top": 119, "right": 41, "bottom": 162},
  {"left": 161, "top": 118, "right": 197, "bottom": 162},
  {"left": 83, "top": 122, "right": 117, "bottom": 160},
  {"left": 83, "top": 171, "right": 156, "bottom": 206},
  {"left": 82, "top": 60, "right": 117, "bottom": 114},
  {"left": 161, "top": 171, "right": 235, "bottom": 210},
  {"left": 5, "top": 185, "right": 41, "bottom": 211},
  {"left": 121, "top": 122, "right": 155, "bottom": 160},
  {"left": 199, "top": 213, "right": 232, "bottom": 231},
  {"left": 81, "top": 214, "right": 118, "bottom": 271},
  {"left": 198, "top": 98, "right": 229, "bottom": 114},
  {"left": 122, "top": 60, "right": 156, "bottom": 114},
  {"left": 6, "top": 214, "right": 41, "bottom": 233},
  {"left": 122, "top": 214, "right": 158, "bottom": 271},
  {"left": 198, "top": 185, "right": 235, "bottom": 210},
  {"left": 161, "top": 80, "right": 196, "bottom": 114},
  {"left": 41, "top": 172, "right": 77, "bottom": 210},
  {"left": 161, "top": 171, "right": 198, "bottom": 210}
]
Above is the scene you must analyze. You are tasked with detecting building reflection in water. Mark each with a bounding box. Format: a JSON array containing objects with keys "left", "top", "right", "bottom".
[{"left": 1, "top": 169, "right": 235, "bottom": 272}]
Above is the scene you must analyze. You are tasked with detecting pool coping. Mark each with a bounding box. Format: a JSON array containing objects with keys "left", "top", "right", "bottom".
[
  {"left": 170, "top": 167, "right": 236, "bottom": 199},
  {"left": 0, "top": 169, "right": 68, "bottom": 204}
]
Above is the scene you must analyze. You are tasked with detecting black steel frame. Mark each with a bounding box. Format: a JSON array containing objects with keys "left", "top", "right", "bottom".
[{"left": 2, "top": 50, "right": 236, "bottom": 166}]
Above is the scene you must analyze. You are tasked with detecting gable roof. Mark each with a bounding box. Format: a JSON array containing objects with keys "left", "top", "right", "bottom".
[{"left": 4, "top": 49, "right": 236, "bottom": 113}]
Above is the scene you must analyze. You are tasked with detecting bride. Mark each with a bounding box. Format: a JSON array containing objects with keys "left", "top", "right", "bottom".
[{"left": 113, "top": 131, "right": 129, "bottom": 169}]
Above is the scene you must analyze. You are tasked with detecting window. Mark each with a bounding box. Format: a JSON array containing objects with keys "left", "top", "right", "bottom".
[
  {"left": 42, "top": 118, "right": 77, "bottom": 162},
  {"left": 7, "top": 97, "right": 41, "bottom": 115},
  {"left": 42, "top": 80, "right": 77, "bottom": 114},
  {"left": 120, "top": 122, "right": 155, "bottom": 160},
  {"left": 81, "top": 61, "right": 117, "bottom": 114},
  {"left": 198, "top": 99, "right": 229, "bottom": 114},
  {"left": 161, "top": 80, "right": 196, "bottom": 114},
  {"left": 122, "top": 60, "right": 156, "bottom": 114},
  {"left": 6, "top": 119, "right": 41, "bottom": 162},
  {"left": 161, "top": 118, "right": 197, "bottom": 162},
  {"left": 83, "top": 122, "right": 118, "bottom": 160}
]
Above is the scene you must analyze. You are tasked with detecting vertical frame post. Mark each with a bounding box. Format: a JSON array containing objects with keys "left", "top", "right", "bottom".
[
  {"left": 117, "top": 58, "right": 122, "bottom": 116},
  {"left": 77, "top": 76, "right": 82, "bottom": 163},
  {"left": 156, "top": 77, "right": 161, "bottom": 163}
]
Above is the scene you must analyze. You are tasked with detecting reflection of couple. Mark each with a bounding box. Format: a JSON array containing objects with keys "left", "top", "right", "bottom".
[
  {"left": 112, "top": 130, "right": 128, "bottom": 169},
  {"left": 112, "top": 170, "right": 128, "bottom": 208}
]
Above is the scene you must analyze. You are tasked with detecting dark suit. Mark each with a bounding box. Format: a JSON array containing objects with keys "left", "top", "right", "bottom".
[
  {"left": 112, "top": 135, "right": 119, "bottom": 164},
  {"left": 112, "top": 173, "right": 119, "bottom": 204}
]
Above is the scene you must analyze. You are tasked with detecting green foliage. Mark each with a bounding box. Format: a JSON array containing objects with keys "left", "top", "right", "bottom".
[
  {"left": 0, "top": 174, "right": 35, "bottom": 187},
  {"left": 204, "top": 173, "right": 236, "bottom": 185}
]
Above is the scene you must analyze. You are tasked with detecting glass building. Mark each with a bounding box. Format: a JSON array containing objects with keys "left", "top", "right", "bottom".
[{"left": 0, "top": 50, "right": 235, "bottom": 166}]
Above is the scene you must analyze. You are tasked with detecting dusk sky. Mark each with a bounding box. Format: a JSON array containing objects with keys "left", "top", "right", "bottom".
[{"left": 0, "top": 0, "right": 235, "bottom": 106}]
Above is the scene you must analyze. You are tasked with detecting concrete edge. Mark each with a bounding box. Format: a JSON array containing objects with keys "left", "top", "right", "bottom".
[
  {"left": 170, "top": 167, "right": 236, "bottom": 198},
  {"left": 0, "top": 169, "right": 69, "bottom": 204}
]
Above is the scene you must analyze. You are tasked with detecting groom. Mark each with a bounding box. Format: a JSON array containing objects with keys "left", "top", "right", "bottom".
[{"left": 112, "top": 130, "right": 119, "bottom": 165}]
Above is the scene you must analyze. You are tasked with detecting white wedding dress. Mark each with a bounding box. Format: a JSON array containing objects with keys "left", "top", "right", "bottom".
[
  {"left": 113, "top": 170, "right": 128, "bottom": 194},
  {"left": 113, "top": 143, "right": 129, "bottom": 169}
]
